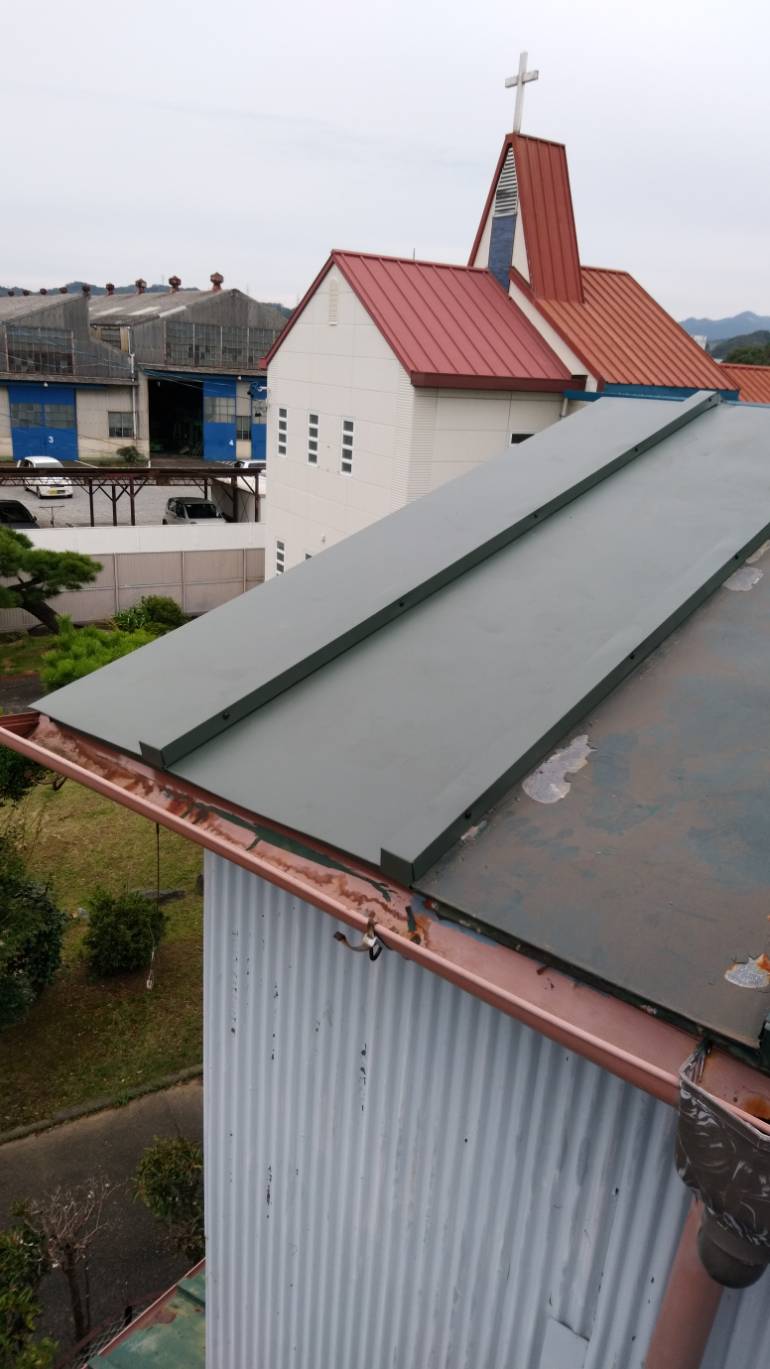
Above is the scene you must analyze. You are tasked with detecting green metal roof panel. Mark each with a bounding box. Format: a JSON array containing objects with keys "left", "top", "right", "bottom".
[
  {"left": 89, "top": 1272, "right": 205, "bottom": 1366},
  {"left": 164, "top": 399, "right": 770, "bottom": 881},
  {"left": 38, "top": 393, "right": 712, "bottom": 767}
]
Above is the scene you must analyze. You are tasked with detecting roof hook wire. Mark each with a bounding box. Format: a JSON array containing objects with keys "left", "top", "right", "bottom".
[{"left": 334, "top": 912, "right": 384, "bottom": 962}]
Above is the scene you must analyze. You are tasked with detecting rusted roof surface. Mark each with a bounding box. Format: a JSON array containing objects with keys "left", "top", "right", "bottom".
[
  {"left": 90, "top": 1267, "right": 205, "bottom": 1365},
  {"left": 419, "top": 531, "right": 770, "bottom": 1050},
  {"left": 721, "top": 363, "right": 770, "bottom": 405},
  {"left": 266, "top": 251, "right": 573, "bottom": 391},
  {"left": 510, "top": 135, "right": 583, "bottom": 302},
  {"left": 529, "top": 267, "right": 733, "bottom": 390}
]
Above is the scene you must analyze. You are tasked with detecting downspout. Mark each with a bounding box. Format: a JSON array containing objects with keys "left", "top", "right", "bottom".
[{"left": 645, "top": 1202, "right": 723, "bottom": 1369}]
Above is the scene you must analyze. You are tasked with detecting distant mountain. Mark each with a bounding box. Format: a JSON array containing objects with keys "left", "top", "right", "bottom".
[
  {"left": 711, "top": 330, "right": 770, "bottom": 361},
  {"left": 0, "top": 281, "right": 169, "bottom": 297},
  {"left": 680, "top": 311, "right": 770, "bottom": 344}
]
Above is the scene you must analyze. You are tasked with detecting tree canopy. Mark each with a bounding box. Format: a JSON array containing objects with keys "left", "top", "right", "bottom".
[
  {"left": 724, "top": 343, "right": 770, "bottom": 366},
  {"left": 0, "top": 531, "right": 101, "bottom": 634}
]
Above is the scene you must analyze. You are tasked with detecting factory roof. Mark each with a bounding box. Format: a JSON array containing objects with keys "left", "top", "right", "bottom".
[
  {"left": 0, "top": 292, "right": 80, "bottom": 321},
  {"left": 34, "top": 391, "right": 770, "bottom": 1053}
]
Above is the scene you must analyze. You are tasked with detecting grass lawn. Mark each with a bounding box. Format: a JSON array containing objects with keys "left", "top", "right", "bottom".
[
  {"left": 0, "top": 779, "right": 203, "bottom": 1131},
  {"left": 0, "top": 630, "right": 55, "bottom": 677}
]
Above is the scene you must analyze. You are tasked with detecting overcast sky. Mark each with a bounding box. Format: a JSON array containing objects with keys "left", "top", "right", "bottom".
[{"left": 3, "top": 0, "right": 768, "bottom": 319}]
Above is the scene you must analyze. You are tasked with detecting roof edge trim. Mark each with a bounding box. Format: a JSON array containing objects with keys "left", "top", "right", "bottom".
[
  {"left": 138, "top": 391, "right": 718, "bottom": 769},
  {"left": 1, "top": 710, "right": 769, "bottom": 1118}
]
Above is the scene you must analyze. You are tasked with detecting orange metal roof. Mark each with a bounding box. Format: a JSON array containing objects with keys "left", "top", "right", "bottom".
[
  {"left": 468, "top": 134, "right": 583, "bottom": 303},
  {"left": 266, "top": 251, "right": 574, "bottom": 392},
  {"left": 525, "top": 267, "right": 733, "bottom": 390},
  {"left": 721, "top": 363, "right": 770, "bottom": 404}
]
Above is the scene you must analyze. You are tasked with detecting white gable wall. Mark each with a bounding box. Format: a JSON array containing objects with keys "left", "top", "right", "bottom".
[
  {"left": 203, "top": 854, "right": 770, "bottom": 1369},
  {"left": 266, "top": 266, "right": 414, "bottom": 573}
]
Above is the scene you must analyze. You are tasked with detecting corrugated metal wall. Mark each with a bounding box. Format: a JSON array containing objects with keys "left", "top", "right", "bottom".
[{"left": 204, "top": 855, "right": 770, "bottom": 1369}]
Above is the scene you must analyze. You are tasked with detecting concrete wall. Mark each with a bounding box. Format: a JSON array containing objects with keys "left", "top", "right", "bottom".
[
  {"left": 266, "top": 265, "right": 414, "bottom": 574},
  {"left": 0, "top": 525, "right": 265, "bottom": 629},
  {"left": 408, "top": 388, "right": 563, "bottom": 502}
]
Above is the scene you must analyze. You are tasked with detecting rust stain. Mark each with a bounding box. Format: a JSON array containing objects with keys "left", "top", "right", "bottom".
[{"left": 741, "top": 1094, "right": 770, "bottom": 1122}]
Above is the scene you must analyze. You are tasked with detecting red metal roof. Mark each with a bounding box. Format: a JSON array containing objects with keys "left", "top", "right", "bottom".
[
  {"left": 266, "top": 251, "right": 573, "bottom": 392},
  {"left": 721, "top": 363, "right": 770, "bottom": 405},
  {"left": 468, "top": 134, "right": 583, "bottom": 303},
  {"left": 521, "top": 267, "right": 732, "bottom": 390}
]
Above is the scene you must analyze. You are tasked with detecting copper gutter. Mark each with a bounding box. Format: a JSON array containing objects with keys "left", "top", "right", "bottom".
[{"left": 3, "top": 711, "right": 770, "bottom": 1130}]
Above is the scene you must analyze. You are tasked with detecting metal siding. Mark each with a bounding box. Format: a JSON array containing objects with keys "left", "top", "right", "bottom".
[
  {"left": 8, "top": 382, "right": 78, "bottom": 461},
  {"left": 488, "top": 213, "right": 517, "bottom": 291},
  {"left": 203, "top": 377, "right": 237, "bottom": 462},
  {"left": 204, "top": 855, "right": 696, "bottom": 1369}
]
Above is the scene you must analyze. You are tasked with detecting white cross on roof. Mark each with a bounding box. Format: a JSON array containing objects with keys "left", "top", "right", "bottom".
[{"left": 505, "top": 51, "right": 539, "bottom": 133}]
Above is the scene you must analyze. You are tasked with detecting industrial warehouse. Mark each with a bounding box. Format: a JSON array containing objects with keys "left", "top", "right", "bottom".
[{"left": 0, "top": 278, "right": 285, "bottom": 465}]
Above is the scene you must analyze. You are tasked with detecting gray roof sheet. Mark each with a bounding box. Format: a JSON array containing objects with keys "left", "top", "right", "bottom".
[
  {"left": 37, "top": 392, "right": 770, "bottom": 1049},
  {"left": 88, "top": 289, "right": 204, "bottom": 320},
  {"left": 0, "top": 293, "right": 78, "bottom": 320}
]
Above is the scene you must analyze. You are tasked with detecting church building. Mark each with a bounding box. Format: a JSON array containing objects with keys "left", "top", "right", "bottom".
[{"left": 263, "top": 58, "right": 736, "bottom": 576}]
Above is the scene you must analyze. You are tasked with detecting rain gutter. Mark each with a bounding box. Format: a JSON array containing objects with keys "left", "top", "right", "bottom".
[
  {"left": 3, "top": 710, "right": 769, "bottom": 1130},
  {"left": 4, "top": 710, "right": 765, "bottom": 1366}
]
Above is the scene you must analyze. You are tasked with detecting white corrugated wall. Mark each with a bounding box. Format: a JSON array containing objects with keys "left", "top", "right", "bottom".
[{"left": 204, "top": 854, "right": 770, "bottom": 1369}]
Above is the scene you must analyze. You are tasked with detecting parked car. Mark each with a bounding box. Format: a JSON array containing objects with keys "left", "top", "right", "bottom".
[
  {"left": 233, "top": 458, "right": 265, "bottom": 470},
  {"left": 162, "top": 497, "right": 224, "bottom": 524},
  {"left": 16, "top": 456, "right": 74, "bottom": 498},
  {"left": 0, "top": 499, "right": 39, "bottom": 529}
]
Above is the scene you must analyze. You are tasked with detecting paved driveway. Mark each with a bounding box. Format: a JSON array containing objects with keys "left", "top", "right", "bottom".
[
  {"left": 21, "top": 479, "right": 203, "bottom": 529},
  {"left": 0, "top": 1081, "right": 203, "bottom": 1355}
]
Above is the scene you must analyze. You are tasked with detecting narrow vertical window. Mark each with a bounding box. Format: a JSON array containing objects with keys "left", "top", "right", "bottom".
[
  {"left": 277, "top": 407, "right": 288, "bottom": 456},
  {"left": 276, "top": 539, "right": 285, "bottom": 574},
  {"left": 341, "top": 419, "right": 354, "bottom": 475},
  {"left": 307, "top": 412, "right": 319, "bottom": 465}
]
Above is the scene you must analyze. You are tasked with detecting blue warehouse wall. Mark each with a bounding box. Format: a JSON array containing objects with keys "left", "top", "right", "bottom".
[
  {"left": 203, "top": 377, "right": 237, "bottom": 462},
  {"left": 8, "top": 382, "right": 78, "bottom": 461}
]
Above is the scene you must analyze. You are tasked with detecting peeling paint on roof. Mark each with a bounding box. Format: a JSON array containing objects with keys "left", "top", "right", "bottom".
[{"left": 522, "top": 735, "right": 593, "bottom": 804}]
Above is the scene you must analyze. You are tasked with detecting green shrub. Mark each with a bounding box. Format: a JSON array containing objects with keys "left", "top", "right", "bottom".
[
  {"left": 40, "top": 618, "right": 155, "bottom": 690},
  {"left": 0, "top": 746, "right": 43, "bottom": 804},
  {"left": 116, "top": 445, "right": 145, "bottom": 465},
  {"left": 0, "top": 1218, "right": 56, "bottom": 1368},
  {"left": 112, "top": 595, "right": 186, "bottom": 635},
  {"left": 0, "top": 833, "right": 66, "bottom": 1029},
  {"left": 83, "top": 889, "right": 167, "bottom": 977},
  {"left": 134, "top": 1138, "right": 204, "bottom": 1262}
]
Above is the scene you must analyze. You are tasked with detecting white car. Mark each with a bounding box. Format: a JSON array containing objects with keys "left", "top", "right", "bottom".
[
  {"left": 163, "top": 497, "right": 224, "bottom": 524},
  {"left": 17, "top": 456, "right": 74, "bottom": 499},
  {"left": 233, "top": 458, "right": 265, "bottom": 470}
]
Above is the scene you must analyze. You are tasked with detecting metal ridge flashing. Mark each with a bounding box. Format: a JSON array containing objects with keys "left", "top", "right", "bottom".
[
  {"left": 124, "top": 391, "right": 715, "bottom": 768},
  {"left": 1, "top": 709, "right": 769, "bottom": 1129}
]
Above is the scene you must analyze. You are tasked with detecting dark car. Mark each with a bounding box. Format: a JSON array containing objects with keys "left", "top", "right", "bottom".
[{"left": 0, "top": 500, "right": 39, "bottom": 529}]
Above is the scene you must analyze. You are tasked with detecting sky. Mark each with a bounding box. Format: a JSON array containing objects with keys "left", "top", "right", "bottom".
[{"left": 3, "top": 0, "right": 769, "bottom": 319}]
